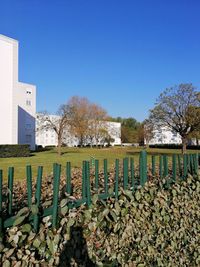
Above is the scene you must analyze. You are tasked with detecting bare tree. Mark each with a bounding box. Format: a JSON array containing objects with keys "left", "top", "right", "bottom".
[
  {"left": 37, "top": 104, "right": 70, "bottom": 156},
  {"left": 87, "top": 104, "right": 108, "bottom": 147},
  {"left": 67, "top": 96, "right": 108, "bottom": 147},
  {"left": 67, "top": 96, "right": 91, "bottom": 147},
  {"left": 149, "top": 84, "right": 200, "bottom": 153}
]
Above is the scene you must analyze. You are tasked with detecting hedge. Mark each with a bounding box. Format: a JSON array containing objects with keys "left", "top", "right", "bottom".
[
  {"left": 149, "top": 143, "right": 200, "bottom": 150},
  {"left": 0, "top": 144, "right": 30, "bottom": 158},
  {"left": 0, "top": 172, "right": 200, "bottom": 266}
]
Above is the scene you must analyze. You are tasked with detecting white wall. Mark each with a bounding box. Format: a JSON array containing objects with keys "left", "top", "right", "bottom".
[
  {"left": 0, "top": 35, "right": 16, "bottom": 144},
  {"left": 36, "top": 114, "right": 121, "bottom": 147},
  {"left": 17, "top": 82, "right": 36, "bottom": 150},
  {"left": 147, "top": 126, "right": 182, "bottom": 145},
  {"left": 0, "top": 34, "right": 36, "bottom": 150}
]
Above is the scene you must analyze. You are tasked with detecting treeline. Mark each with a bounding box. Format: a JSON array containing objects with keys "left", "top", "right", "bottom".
[{"left": 109, "top": 117, "right": 145, "bottom": 144}]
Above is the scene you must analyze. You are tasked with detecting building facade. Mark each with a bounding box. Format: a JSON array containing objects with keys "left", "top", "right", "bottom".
[
  {"left": 36, "top": 114, "right": 121, "bottom": 147},
  {"left": 0, "top": 35, "right": 36, "bottom": 150},
  {"left": 146, "top": 126, "right": 182, "bottom": 145}
]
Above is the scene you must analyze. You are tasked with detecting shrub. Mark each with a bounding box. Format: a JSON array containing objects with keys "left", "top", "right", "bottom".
[
  {"left": 149, "top": 143, "right": 200, "bottom": 150},
  {"left": 0, "top": 144, "right": 30, "bottom": 158},
  {"left": 0, "top": 173, "right": 199, "bottom": 266}
]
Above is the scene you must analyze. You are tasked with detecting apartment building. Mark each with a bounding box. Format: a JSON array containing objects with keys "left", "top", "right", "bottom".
[
  {"left": 0, "top": 34, "right": 36, "bottom": 150},
  {"left": 146, "top": 126, "right": 182, "bottom": 145},
  {"left": 36, "top": 114, "right": 121, "bottom": 147}
]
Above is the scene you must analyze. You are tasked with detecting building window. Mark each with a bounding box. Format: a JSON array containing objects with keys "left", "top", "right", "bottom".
[
  {"left": 26, "top": 100, "right": 31, "bottom": 106},
  {"left": 26, "top": 90, "right": 32, "bottom": 94},
  {"left": 26, "top": 124, "right": 31, "bottom": 129}
]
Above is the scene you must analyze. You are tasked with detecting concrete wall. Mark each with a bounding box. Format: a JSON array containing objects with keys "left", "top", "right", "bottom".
[
  {"left": 0, "top": 35, "right": 17, "bottom": 144},
  {"left": 147, "top": 126, "right": 182, "bottom": 145},
  {"left": 0, "top": 34, "right": 36, "bottom": 150},
  {"left": 17, "top": 82, "right": 36, "bottom": 150}
]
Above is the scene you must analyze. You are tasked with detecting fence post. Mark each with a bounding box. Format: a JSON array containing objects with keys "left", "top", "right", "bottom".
[
  {"left": 152, "top": 155, "right": 156, "bottom": 176},
  {"left": 33, "top": 166, "right": 43, "bottom": 232},
  {"left": 159, "top": 155, "right": 163, "bottom": 179},
  {"left": 85, "top": 161, "right": 91, "bottom": 206},
  {"left": 8, "top": 167, "right": 14, "bottom": 215},
  {"left": 26, "top": 165, "right": 32, "bottom": 208},
  {"left": 123, "top": 158, "right": 129, "bottom": 190},
  {"left": 130, "top": 158, "right": 135, "bottom": 191},
  {"left": 139, "top": 151, "right": 147, "bottom": 186},
  {"left": 66, "top": 162, "right": 72, "bottom": 195},
  {"left": 194, "top": 154, "right": 198, "bottom": 175},
  {"left": 94, "top": 159, "right": 99, "bottom": 190},
  {"left": 183, "top": 154, "right": 188, "bottom": 179},
  {"left": 82, "top": 161, "right": 86, "bottom": 200},
  {"left": 104, "top": 159, "right": 108, "bottom": 195},
  {"left": 177, "top": 155, "right": 182, "bottom": 177},
  {"left": 172, "top": 154, "right": 176, "bottom": 182},
  {"left": 0, "top": 170, "right": 3, "bottom": 233},
  {"left": 114, "top": 159, "right": 119, "bottom": 200},
  {"left": 163, "top": 155, "right": 168, "bottom": 177},
  {"left": 52, "top": 164, "right": 61, "bottom": 229}
]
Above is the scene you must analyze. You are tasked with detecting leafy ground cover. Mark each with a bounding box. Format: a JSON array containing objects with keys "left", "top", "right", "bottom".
[
  {"left": 0, "top": 147, "right": 199, "bottom": 180},
  {"left": 0, "top": 170, "right": 199, "bottom": 266}
]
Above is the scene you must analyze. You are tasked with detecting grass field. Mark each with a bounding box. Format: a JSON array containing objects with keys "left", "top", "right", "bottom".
[{"left": 0, "top": 146, "right": 200, "bottom": 180}]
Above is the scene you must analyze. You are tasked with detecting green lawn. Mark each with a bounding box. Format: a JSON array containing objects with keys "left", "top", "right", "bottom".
[{"left": 0, "top": 146, "right": 199, "bottom": 180}]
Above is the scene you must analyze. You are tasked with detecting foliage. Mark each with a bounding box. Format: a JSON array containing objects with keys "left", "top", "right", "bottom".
[
  {"left": 0, "top": 173, "right": 200, "bottom": 266},
  {"left": 0, "top": 145, "right": 30, "bottom": 158},
  {"left": 149, "top": 144, "right": 200, "bottom": 150},
  {"left": 149, "top": 83, "right": 200, "bottom": 153},
  {"left": 110, "top": 117, "right": 141, "bottom": 143},
  {"left": 37, "top": 105, "right": 71, "bottom": 156}
]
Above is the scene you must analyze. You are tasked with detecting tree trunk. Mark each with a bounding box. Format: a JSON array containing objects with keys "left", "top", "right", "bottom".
[
  {"left": 182, "top": 136, "right": 187, "bottom": 154},
  {"left": 57, "top": 136, "right": 62, "bottom": 156}
]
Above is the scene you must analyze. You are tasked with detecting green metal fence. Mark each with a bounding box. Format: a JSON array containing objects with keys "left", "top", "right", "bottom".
[{"left": 0, "top": 151, "right": 199, "bottom": 234}]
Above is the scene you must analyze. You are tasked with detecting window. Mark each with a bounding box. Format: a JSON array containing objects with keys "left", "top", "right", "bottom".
[
  {"left": 26, "top": 124, "right": 31, "bottom": 129},
  {"left": 26, "top": 90, "right": 32, "bottom": 94},
  {"left": 26, "top": 100, "right": 31, "bottom": 106}
]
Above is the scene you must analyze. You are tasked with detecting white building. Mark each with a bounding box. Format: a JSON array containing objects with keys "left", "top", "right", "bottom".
[
  {"left": 146, "top": 126, "right": 182, "bottom": 145},
  {"left": 36, "top": 114, "right": 121, "bottom": 147},
  {"left": 0, "top": 35, "right": 36, "bottom": 150}
]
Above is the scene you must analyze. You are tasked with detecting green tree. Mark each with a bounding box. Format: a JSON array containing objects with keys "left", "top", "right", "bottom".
[{"left": 149, "top": 83, "right": 200, "bottom": 153}]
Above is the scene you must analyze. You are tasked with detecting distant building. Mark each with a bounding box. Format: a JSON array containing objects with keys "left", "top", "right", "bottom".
[
  {"left": 0, "top": 35, "right": 36, "bottom": 150},
  {"left": 146, "top": 126, "right": 182, "bottom": 145},
  {"left": 36, "top": 114, "right": 121, "bottom": 147}
]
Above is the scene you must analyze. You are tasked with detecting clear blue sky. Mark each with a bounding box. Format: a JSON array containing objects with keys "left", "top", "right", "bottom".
[{"left": 1, "top": 0, "right": 200, "bottom": 122}]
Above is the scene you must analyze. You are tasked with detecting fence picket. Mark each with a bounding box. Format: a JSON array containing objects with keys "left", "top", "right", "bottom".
[
  {"left": 183, "top": 154, "right": 188, "bottom": 179},
  {"left": 172, "top": 154, "right": 177, "bottom": 182},
  {"left": 26, "top": 165, "right": 32, "bottom": 208},
  {"left": 130, "top": 158, "right": 135, "bottom": 191},
  {"left": 104, "top": 159, "right": 108, "bottom": 195},
  {"left": 163, "top": 155, "right": 168, "bottom": 177},
  {"left": 159, "top": 155, "right": 163, "bottom": 179},
  {"left": 152, "top": 155, "right": 156, "bottom": 176},
  {"left": 33, "top": 166, "right": 43, "bottom": 232},
  {"left": 95, "top": 159, "right": 99, "bottom": 190},
  {"left": 114, "top": 159, "right": 119, "bottom": 199},
  {"left": 66, "top": 162, "right": 72, "bottom": 195},
  {"left": 8, "top": 167, "right": 14, "bottom": 215},
  {"left": 139, "top": 151, "right": 147, "bottom": 186},
  {"left": 86, "top": 161, "right": 91, "bottom": 206},
  {"left": 52, "top": 164, "right": 61, "bottom": 229}
]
